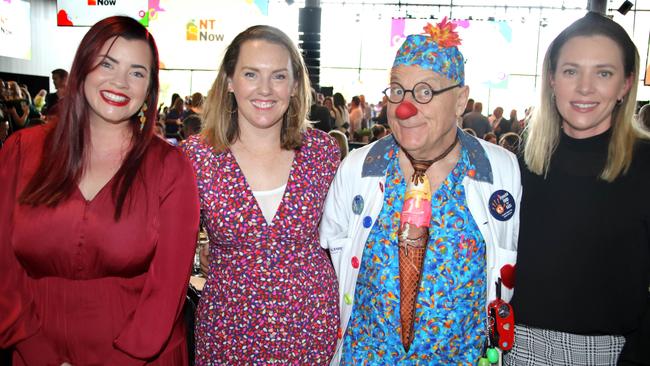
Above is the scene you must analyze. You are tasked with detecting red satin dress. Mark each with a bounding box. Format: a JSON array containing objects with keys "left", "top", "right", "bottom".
[{"left": 0, "top": 126, "right": 200, "bottom": 365}]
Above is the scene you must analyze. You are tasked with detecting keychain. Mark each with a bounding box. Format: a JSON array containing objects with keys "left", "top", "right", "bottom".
[
  {"left": 478, "top": 312, "right": 500, "bottom": 365},
  {"left": 478, "top": 337, "right": 498, "bottom": 365},
  {"left": 487, "top": 278, "right": 515, "bottom": 351},
  {"left": 478, "top": 278, "right": 515, "bottom": 365}
]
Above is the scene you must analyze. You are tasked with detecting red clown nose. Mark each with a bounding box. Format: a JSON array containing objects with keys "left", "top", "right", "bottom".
[{"left": 395, "top": 101, "right": 418, "bottom": 120}]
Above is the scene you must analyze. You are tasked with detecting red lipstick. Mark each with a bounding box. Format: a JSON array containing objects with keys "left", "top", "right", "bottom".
[{"left": 100, "top": 90, "right": 130, "bottom": 107}]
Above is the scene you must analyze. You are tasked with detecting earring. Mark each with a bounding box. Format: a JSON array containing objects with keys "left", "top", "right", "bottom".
[
  {"left": 616, "top": 98, "right": 623, "bottom": 105},
  {"left": 138, "top": 103, "right": 148, "bottom": 129}
]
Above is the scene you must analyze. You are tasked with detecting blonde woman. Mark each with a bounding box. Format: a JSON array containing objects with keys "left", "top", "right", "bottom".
[
  {"left": 181, "top": 25, "right": 339, "bottom": 364},
  {"left": 505, "top": 12, "right": 650, "bottom": 365}
]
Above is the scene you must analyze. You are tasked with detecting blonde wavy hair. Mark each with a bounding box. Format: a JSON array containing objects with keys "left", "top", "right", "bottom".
[
  {"left": 524, "top": 12, "right": 650, "bottom": 182},
  {"left": 201, "top": 25, "right": 311, "bottom": 152}
]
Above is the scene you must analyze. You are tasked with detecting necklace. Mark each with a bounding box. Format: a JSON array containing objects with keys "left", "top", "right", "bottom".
[{"left": 401, "top": 133, "right": 459, "bottom": 183}]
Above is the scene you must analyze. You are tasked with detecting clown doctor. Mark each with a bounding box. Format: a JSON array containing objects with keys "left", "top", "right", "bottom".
[{"left": 320, "top": 19, "right": 521, "bottom": 365}]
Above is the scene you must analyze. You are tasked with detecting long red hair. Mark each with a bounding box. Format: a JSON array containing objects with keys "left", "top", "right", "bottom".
[{"left": 20, "top": 16, "right": 161, "bottom": 220}]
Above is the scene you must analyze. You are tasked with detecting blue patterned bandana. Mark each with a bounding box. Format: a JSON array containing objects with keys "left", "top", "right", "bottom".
[{"left": 393, "top": 18, "right": 465, "bottom": 86}]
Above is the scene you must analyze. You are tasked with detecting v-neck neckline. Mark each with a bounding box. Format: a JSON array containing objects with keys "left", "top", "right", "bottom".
[
  {"left": 225, "top": 147, "right": 299, "bottom": 227},
  {"left": 76, "top": 174, "right": 117, "bottom": 204}
]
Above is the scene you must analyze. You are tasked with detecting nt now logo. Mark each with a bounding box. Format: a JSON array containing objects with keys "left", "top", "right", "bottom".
[{"left": 88, "top": 0, "right": 117, "bottom": 5}]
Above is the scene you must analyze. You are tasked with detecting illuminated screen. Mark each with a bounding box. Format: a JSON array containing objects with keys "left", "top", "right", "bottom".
[
  {"left": 0, "top": 0, "right": 31, "bottom": 60},
  {"left": 56, "top": 0, "right": 149, "bottom": 26},
  {"left": 146, "top": 0, "right": 269, "bottom": 70},
  {"left": 54, "top": 0, "right": 270, "bottom": 71}
]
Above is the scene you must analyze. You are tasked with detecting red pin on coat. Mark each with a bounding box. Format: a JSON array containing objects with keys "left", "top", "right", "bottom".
[
  {"left": 395, "top": 101, "right": 418, "bottom": 120},
  {"left": 500, "top": 264, "right": 516, "bottom": 289}
]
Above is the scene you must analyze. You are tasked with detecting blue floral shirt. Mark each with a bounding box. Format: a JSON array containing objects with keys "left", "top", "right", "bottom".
[{"left": 341, "top": 145, "right": 487, "bottom": 365}]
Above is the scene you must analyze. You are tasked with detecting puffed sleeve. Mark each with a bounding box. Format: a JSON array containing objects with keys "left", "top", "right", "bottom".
[
  {"left": 108, "top": 148, "right": 200, "bottom": 365},
  {"left": 0, "top": 133, "right": 61, "bottom": 364}
]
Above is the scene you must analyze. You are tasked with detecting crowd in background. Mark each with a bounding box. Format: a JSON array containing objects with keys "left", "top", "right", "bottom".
[
  {"left": 3, "top": 72, "right": 650, "bottom": 155},
  {"left": 150, "top": 88, "right": 650, "bottom": 160}
]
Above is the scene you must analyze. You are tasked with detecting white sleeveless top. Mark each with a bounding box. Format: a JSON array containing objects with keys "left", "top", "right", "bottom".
[{"left": 252, "top": 184, "right": 286, "bottom": 224}]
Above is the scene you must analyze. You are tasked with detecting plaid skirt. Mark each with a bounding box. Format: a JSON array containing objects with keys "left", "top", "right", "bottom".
[{"left": 503, "top": 324, "right": 625, "bottom": 366}]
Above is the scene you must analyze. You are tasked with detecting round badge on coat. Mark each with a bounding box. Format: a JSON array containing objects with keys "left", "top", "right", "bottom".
[
  {"left": 352, "top": 195, "right": 364, "bottom": 215},
  {"left": 488, "top": 190, "right": 515, "bottom": 221}
]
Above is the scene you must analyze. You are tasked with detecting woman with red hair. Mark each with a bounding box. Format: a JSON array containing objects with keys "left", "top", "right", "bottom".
[{"left": 0, "top": 16, "right": 199, "bottom": 365}]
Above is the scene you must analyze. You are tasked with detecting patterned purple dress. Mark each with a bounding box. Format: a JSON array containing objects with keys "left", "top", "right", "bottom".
[{"left": 182, "top": 129, "right": 340, "bottom": 365}]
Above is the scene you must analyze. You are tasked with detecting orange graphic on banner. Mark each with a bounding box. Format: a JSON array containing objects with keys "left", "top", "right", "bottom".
[
  {"left": 88, "top": 0, "right": 96, "bottom": 5},
  {"left": 186, "top": 20, "right": 198, "bottom": 41}
]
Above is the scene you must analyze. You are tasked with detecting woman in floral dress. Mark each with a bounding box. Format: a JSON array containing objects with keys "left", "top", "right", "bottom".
[{"left": 182, "top": 25, "right": 339, "bottom": 364}]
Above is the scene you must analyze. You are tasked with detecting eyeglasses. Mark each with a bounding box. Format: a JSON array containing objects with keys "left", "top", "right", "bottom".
[{"left": 382, "top": 82, "right": 461, "bottom": 104}]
